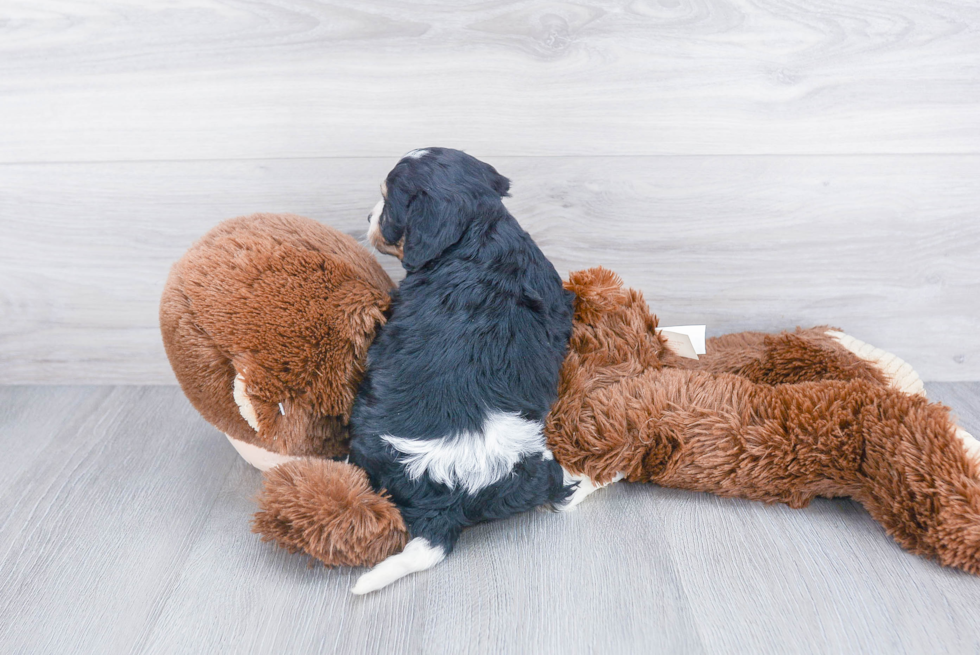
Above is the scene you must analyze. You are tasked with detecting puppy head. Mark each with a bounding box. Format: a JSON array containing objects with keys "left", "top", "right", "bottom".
[{"left": 367, "top": 148, "right": 511, "bottom": 270}]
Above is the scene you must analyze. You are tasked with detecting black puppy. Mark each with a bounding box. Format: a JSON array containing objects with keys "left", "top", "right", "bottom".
[{"left": 349, "top": 148, "right": 575, "bottom": 594}]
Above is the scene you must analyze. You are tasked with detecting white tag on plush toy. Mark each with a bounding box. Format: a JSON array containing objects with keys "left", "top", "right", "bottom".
[
  {"left": 661, "top": 325, "right": 706, "bottom": 354},
  {"left": 657, "top": 325, "right": 706, "bottom": 360}
]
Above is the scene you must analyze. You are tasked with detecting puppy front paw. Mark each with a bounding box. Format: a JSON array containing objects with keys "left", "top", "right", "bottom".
[{"left": 558, "top": 470, "right": 624, "bottom": 512}]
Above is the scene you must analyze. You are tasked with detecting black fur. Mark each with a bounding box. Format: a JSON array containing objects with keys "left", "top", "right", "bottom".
[{"left": 349, "top": 148, "right": 575, "bottom": 554}]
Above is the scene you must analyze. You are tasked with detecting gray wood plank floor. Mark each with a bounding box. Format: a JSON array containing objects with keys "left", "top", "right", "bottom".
[{"left": 2, "top": 383, "right": 980, "bottom": 654}]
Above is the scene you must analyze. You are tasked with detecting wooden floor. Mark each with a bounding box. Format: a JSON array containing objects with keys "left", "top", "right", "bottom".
[{"left": 2, "top": 382, "right": 979, "bottom": 654}]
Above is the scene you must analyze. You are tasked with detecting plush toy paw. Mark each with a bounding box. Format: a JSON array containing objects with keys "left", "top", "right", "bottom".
[
  {"left": 955, "top": 426, "right": 980, "bottom": 469},
  {"left": 253, "top": 458, "right": 409, "bottom": 568}
]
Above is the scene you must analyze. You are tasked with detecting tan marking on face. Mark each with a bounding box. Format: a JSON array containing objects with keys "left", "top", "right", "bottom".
[
  {"left": 367, "top": 198, "right": 404, "bottom": 260},
  {"left": 370, "top": 230, "right": 404, "bottom": 259}
]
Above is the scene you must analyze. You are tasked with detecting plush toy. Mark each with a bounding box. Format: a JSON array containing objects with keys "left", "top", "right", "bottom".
[
  {"left": 160, "top": 213, "right": 407, "bottom": 563},
  {"left": 549, "top": 268, "right": 980, "bottom": 574},
  {"left": 160, "top": 212, "right": 393, "bottom": 466},
  {"left": 161, "top": 213, "right": 980, "bottom": 576}
]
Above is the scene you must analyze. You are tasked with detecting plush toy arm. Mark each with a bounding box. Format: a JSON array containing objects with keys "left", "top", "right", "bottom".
[{"left": 252, "top": 458, "right": 409, "bottom": 568}]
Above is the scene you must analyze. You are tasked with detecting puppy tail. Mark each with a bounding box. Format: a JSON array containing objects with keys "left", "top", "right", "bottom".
[{"left": 252, "top": 458, "right": 409, "bottom": 568}]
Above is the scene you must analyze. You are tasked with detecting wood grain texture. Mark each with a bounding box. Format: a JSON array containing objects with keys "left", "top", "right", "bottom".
[
  {"left": 1, "top": 384, "right": 979, "bottom": 654},
  {"left": 2, "top": 0, "right": 980, "bottom": 161},
  {"left": 0, "top": 386, "right": 238, "bottom": 654},
  {"left": 2, "top": 155, "right": 978, "bottom": 383}
]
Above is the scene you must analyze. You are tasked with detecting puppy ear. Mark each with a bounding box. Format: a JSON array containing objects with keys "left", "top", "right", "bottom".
[
  {"left": 400, "top": 191, "right": 467, "bottom": 271},
  {"left": 483, "top": 162, "right": 510, "bottom": 197},
  {"left": 492, "top": 172, "right": 511, "bottom": 197}
]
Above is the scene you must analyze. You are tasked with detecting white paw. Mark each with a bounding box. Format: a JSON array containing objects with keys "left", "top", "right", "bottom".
[
  {"left": 351, "top": 537, "right": 445, "bottom": 595},
  {"left": 825, "top": 330, "right": 925, "bottom": 397},
  {"left": 351, "top": 570, "right": 393, "bottom": 596},
  {"left": 559, "top": 470, "right": 624, "bottom": 512}
]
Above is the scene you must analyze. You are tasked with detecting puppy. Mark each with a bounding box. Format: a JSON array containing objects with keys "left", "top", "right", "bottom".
[{"left": 348, "top": 148, "right": 575, "bottom": 594}]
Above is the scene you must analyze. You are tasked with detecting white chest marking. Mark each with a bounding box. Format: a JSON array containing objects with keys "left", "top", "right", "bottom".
[{"left": 381, "top": 412, "right": 548, "bottom": 494}]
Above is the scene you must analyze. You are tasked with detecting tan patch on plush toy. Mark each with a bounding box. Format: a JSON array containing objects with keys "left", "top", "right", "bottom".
[
  {"left": 253, "top": 458, "right": 409, "bottom": 567},
  {"left": 825, "top": 330, "right": 926, "bottom": 396},
  {"left": 225, "top": 434, "right": 302, "bottom": 472},
  {"left": 160, "top": 213, "right": 394, "bottom": 459}
]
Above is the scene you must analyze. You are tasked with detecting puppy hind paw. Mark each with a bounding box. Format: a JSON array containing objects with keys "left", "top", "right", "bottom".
[
  {"left": 350, "top": 571, "right": 393, "bottom": 596},
  {"left": 350, "top": 537, "right": 445, "bottom": 595}
]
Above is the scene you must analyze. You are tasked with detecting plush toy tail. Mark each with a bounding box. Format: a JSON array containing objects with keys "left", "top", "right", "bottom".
[
  {"left": 854, "top": 394, "right": 980, "bottom": 575},
  {"left": 252, "top": 459, "right": 409, "bottom": 568}
]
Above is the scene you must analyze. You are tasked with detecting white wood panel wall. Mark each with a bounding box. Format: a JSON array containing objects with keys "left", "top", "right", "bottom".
[{"left": 1, "top": 0, "right": 978, "bottom": 383}]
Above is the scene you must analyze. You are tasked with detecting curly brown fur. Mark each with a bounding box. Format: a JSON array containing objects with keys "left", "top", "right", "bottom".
[
  {"left": 545, "top": 267, "right": 684, "bottom": 482},
  {"left": 160, "top": 213, "right": 393, "bottom": 458},
  {"left": 253, "top": 458, "right": 409, "bottom": 567},
  {"left": 547, "top": 267, "right": 980, "bottom": 575}
]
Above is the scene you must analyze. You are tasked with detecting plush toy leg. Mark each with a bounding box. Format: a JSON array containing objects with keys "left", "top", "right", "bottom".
[
  {"left": 682, "top": 328, "right": 894, "bottom": 388},
  {"left": 707, "top": 330, "right": 979, "bottom": 459},
  {"left": 568, "top": 368, "right": 980, "bottom": 574},
  {"left": 701, "top": 328, "right": 964, "bottom": 445},
  {"left": 850, "top": 398, "right": 980, "bottom": 573},
  {"left": 253, "top": 458, "right": 409, "bottom": 568}
]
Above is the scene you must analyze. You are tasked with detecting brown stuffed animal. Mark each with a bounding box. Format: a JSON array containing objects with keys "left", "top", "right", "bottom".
[
  {"left": 161, "top": 212, "right": 394, "bottom": 465},
  {"left": 160, "top": 213, "right": 409, "bottom": 564},
  {"left": 161, "top": 215, "right": 980, "bottom": 576},
  {"left": 549, "top": 268, "right": 980, "bottom": 575}
]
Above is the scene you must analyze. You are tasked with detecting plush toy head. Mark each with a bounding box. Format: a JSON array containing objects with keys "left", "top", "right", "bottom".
[{"left": 160, "top": 213, "right": 394, "bottom": 464}]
